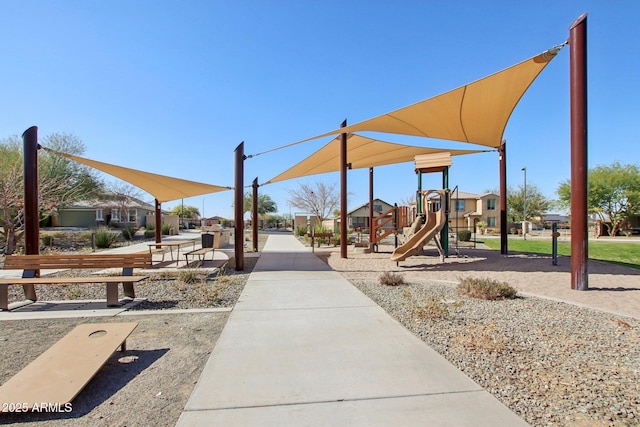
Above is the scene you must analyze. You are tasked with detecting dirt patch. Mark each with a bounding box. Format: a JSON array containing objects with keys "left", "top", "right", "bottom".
[{"left": 0, "top": 312, "right": 227, "bottom": 426}]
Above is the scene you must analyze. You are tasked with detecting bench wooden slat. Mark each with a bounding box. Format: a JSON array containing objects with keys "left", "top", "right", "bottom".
[
  {"left": 1, "top": 253, "right": 152, "bottom": 311},
  {"left": 0, "top": 322, "right": 138, "bottom": 411},
  {"left": 3, "top": 253, "right": 152, "bottom": 270},
  {"left": 184, "top": 247, "right": 215, "bottom": 263}
]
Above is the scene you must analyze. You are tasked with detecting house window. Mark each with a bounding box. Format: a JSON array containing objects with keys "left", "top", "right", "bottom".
[
  {"left": 373, "top": 204, "right": 383, "bottom": 213},
  {"left": 111, "top": 209, "right": 119, "bottom": 222},
  {"left": 487, "top": 199, "right": 497, "bottom": 210},
  {"left": 128, "top": 209, "right": 137, "bottom": 223},
  {"left": 455, "top": 200, "right": 465, "bottom": 211},
  {"left": 96, "top": 209, "right": 103, "bottom": 221},
  {"left": 487, "top": 217, "right": 496, "bottom": 227}
]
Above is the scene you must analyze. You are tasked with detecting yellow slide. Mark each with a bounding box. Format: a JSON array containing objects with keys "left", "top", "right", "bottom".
[{"left": 391, "top": 190, "right": 447, "bottom": 262}]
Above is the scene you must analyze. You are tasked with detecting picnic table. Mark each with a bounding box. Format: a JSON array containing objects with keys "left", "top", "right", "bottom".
[{"left": 147, "top": 240, "right": 195, "bottom": 263}]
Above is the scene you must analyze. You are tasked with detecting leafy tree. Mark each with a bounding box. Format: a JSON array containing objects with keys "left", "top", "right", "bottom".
[
  {"left": 485, "top": 184, "right": 552, "bottom": 224},
  {"left": 243, "top": 192, "right": 277, "bottom": 216},
  {"left": 169, "top": 204, "right": 201, "bottom": 219},
  {"left": 557, "top": 162, "right": 640, "bottom": 236},
  {"left": 288, "top": 181, "right": 339, "bottom": 222},
  {"left": 0, "top": 133, "right": 103, "bottom": 254}
]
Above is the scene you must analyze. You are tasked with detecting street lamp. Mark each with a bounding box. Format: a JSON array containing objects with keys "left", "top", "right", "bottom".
[{"left": 522, "top": 167, "right": 527, "bottom": 240}]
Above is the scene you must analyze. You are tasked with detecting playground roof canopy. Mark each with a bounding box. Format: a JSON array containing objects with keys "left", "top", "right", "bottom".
[
  {"left": 54, "top": 151, "right": 231, "bottom": 203},
  {"left": 292, "top": 44, "right": 565, "bottom": 149},
  {"left": 264, "top": 133, "right": 486, "bottom": 184}
]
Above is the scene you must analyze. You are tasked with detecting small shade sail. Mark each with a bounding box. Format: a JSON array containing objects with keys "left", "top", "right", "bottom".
[
  {"left": 55, "top": 152, "right": 231, "bottom": 203},
  {"left": 293, "top": 45, "right": 565, "bottom": 148},
  {"left": 264, "top": 133, "right": 486, "bottom": 184}
]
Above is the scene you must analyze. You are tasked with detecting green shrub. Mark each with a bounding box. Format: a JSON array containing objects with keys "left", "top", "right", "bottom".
[
  {"left": 161, "top": 223, "right": 171, "bottom": 235},
  {"left": 144, "top": 229, "right": 155, "bottom": 239},
  {"left": 457, "top": 277, "right": 517, "bottom": 300},
  {"left": 146, "top": 223, "right": 155, "bottom": 231},
  {"left": 121, "top": 223, "right": 138, "bottom": 240},
  {"left": 379, "top": 271, "right": 405, "bottom": 286},
  {"left": 94, "top": 227, "right": 119, "bottom": 249},
  {"left": 296, "top": 225, "right": 307, "bottom": 236},
  {"left": 457, "top": 229, "right": 472, "bottom": 242}
]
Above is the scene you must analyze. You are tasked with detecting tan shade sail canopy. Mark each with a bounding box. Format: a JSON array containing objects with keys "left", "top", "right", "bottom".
[
  {"left": 264, "top": 134, "right": 486, "bottom": 184},
  {"left": 56, "top": 152, "right": 231, "bottom": 203},
  {"left": 295, "top": 45, "right": 564, "bottom": 148}
]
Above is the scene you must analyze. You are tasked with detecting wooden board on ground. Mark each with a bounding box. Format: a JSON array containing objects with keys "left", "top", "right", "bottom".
[{"left": 0, "top": 322, "right": 137, "bottom": 412}]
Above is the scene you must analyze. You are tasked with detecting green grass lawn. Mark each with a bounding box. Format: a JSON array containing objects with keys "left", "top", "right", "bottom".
[{"left": 480, "top": 238, "right": 640, "bottom": 270}]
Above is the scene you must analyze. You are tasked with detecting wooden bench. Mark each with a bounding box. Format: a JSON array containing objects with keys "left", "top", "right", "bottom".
[
  {"left": 0, "top": 252, "right": 151, "bottom": 311},
  {"left": 0, "top": 322, "right": 137, "bottom": 412},
  {"left": 184, "top": 247, "right": 215, "bottom": 264}
]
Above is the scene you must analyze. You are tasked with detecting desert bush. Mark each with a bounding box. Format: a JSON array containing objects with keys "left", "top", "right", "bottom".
[
  {"left": 379, "top": 271, "right": 405, "bottom": 286},
  {"left": 161, "top": 223, "right": 172, "bottom": 235},
  {"left": 296, "top": 225, "right": 307, "bottom": 236},
  {"left": 93, "top": 226, "right": 119, "bottom": 249},
  {"left": 457, "top": 277, "right": 517, "bottom": 300},
  {"left": 144, "top": 229, "right": 155, "bottom": 239},
  {"left": 178, "top": 269, "right": 206, "bottom": 285},
  {"left": 121, "top": 223, "right": 138, "bottom": 241},
  {"left": 457, "top": 229, "right": 472, "bottom": 242}
]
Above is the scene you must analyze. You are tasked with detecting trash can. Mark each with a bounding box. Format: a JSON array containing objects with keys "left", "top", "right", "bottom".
[{"left": 202, "top": 233, "right": 215, "bottom": 248}]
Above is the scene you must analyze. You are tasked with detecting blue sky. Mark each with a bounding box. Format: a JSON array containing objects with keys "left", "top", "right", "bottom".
[{"left": 2, "top": 1, "right": 638, "bottom": 219}]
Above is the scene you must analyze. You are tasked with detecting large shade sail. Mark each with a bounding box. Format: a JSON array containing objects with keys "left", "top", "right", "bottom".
[
  {"left": 294, "top": 45, "right": 564, "bottom": 148},
  {"left": 55, "top": 151, "right": 231, "bottom": 203},
  {"left": 264, "top": 133, "right": 486, "bottom": 184}
]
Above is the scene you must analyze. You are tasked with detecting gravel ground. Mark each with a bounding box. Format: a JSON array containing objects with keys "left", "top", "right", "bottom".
[
  {"left": 351, "top": 280, "right": 640, "bottom": 426},
  {"left": 320, "top": 244, "right": 640, "bottom": 427}
]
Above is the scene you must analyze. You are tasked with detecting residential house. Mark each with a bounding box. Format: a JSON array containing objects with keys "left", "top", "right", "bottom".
[
  {"left": 346, "top": 199, "right": 395, "bottom": 231},
  {"left": 429, "top": 191, "right": 500, "bottom": 233},
  {"left": 54, "top": 192, "right": 160, "bottom": 229}
]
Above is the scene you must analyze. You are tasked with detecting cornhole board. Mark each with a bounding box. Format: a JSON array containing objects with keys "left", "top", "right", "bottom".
[{"left": 0, "top": 322, "right": 137, "bottom": 412}]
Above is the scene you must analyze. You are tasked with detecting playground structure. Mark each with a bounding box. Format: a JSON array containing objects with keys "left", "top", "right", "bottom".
[
  {"left": 368, "top": 204, "right": 411, "bottom": 249},
  {"left": 391, "top": 189, "right": 448, "bottom": 262}
]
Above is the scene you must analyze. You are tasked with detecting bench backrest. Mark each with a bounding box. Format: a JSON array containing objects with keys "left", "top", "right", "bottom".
[{"left": 3, "top": 252, "right": 152, "bottom": 271}]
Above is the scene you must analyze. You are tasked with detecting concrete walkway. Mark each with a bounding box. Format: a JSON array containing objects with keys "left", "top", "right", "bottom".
[{"left": 177, "top": 235, "right": 528, "bottom": 426}]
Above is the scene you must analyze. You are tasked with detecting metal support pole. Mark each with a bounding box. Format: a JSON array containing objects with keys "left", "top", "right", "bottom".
[
  {"left": 22, "top": 126, "right": 40, "bottom": 257},
  {"left": 154, "top": 199, "right": 162, "bottom": 243},
  {"left": 441, "top": 167, "right": 449, "bottom": 257},
  {"left": 552, "top": 223, "right": 559, "bottom": 266},
  {"left": 499, "top": 141, "right": 508, "bottom": 254},
  {"left": 340, "top": 120, "right": 348, "bottom": 259},
  {"left": 369, "top": 167, "right": 374, "bottom": 253},
  {"left": 234, "top": 142, "right": 245, "bottom": 271},
  {"left": 522, "top": 167, "right": 527, "bottom": 240},
  {"left": 417, "top": 170, "right": 423, "bottom": 215},
  {"left": 252, "top": 177, "right": 259, "bottom": 253},
  {"left": 569, "top": 13, "right": 589, "bottom": 290}
]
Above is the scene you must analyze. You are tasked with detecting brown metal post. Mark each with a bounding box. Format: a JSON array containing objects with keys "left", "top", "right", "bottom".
[
  {"left": 369, "top": 167, "right": 374, "bottom": 252},
  {"left": 22, "top": 126, "right": 40, "bottom": 256},
  {"left": 155, "top": 199, "right": 162, "bottom": 243},
  {"left": 234, "top": 142, "right": 245, "bottom": 271},
  {"left": 499, "top": 141, "right": 508, "bottom": 254},
  {"left": 569, "top": 13, "right": 589, "bottom": 290},
  {"left": 340, "top": 120, "right": 348, "bottom": 259},
  {"left": 252, "top": 177, "right": 259, "bottom": 253}
]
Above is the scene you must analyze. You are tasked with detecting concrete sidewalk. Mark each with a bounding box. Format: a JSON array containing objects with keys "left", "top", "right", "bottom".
[{"left": 177, "top": 235, "right": 528, "bottom": 426}]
